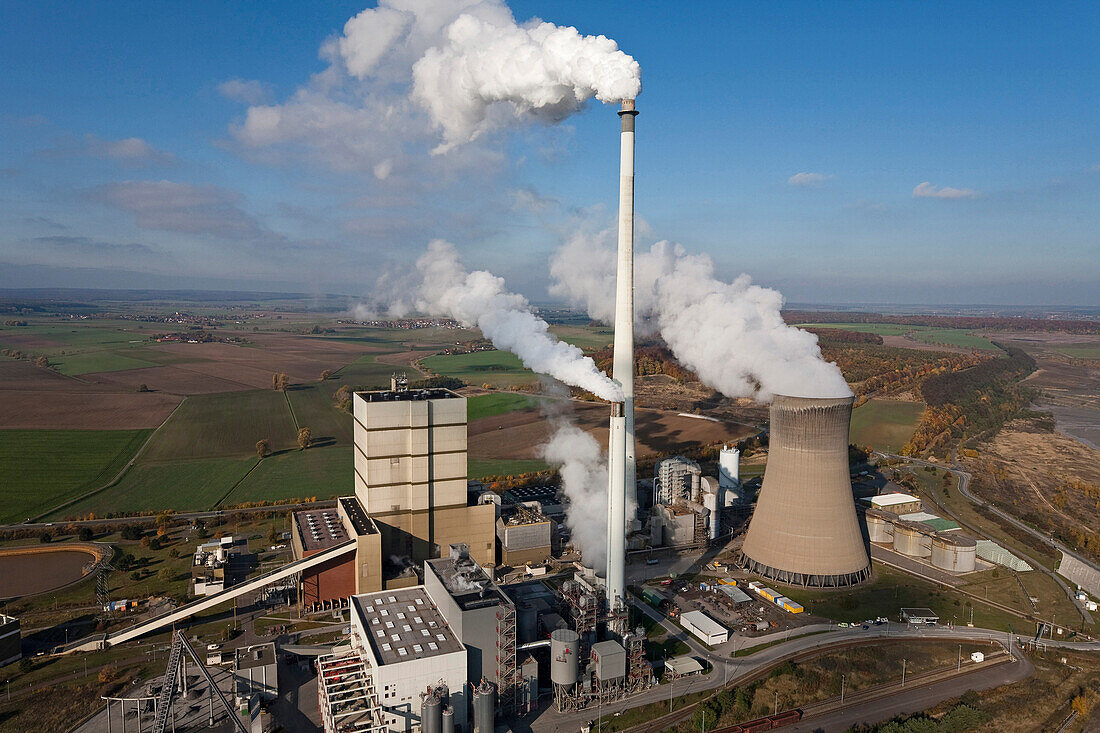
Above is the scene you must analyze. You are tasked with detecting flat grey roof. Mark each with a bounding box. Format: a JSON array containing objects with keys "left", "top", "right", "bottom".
[
  {"left": 356, "top": 388, "right": 459, "bottom": 402},
  {"left": 425, "top": 556, "right": 511, "bottom": 612},
  {"left": 339, "top": 496, "right": 376, "bottom": 536},
  {"left": 235, "top": 643, "right": 276, "bottom": 671},
  {"left": 295, "top": 508, "right": 350, "bottom": 552},
  {"left": 352, "top": 587, "right": 462, "bottom": 666}
]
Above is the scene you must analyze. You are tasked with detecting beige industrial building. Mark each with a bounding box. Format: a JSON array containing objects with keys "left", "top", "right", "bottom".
[
  {"left": 496, "top": 503, "right": 554, "bottom": 567},
  {"left": 353, "top": 386, "right": 495, "bottom": 566},
  {"left": 740, "top": 395, "right": 871, "bottom": 587}
]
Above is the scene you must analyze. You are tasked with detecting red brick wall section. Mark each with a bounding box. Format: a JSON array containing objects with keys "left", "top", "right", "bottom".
[{"left": 300, "top": 549, "right": 356, "bottom": 606}]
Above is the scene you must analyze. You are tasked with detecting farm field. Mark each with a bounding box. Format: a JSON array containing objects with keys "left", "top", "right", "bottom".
[
  {"left": 286, "top": 385, "right": 353, "bottom": 443},
  {"left": 0, "top": 389, "right": 180, "bottom": 430},
  {"left": 468, "top": 401, "right": 753, "bottom": 464},
  {"left": 226, "top": 444, "right": 351, "bottom": 504},
  {"left": 420, "top": 350, "right": 536, "bottom": 387},
  {"left": 469, "top": 458, "right": 549, "bottom": 479},
  {"left": 57, "top": 456, "right": 257, "bottom": 516},
  {"left": 800, "top": 322, "right": 997, "bottom": 351},
  {"left": 0, "top": 429, "right": 150, "bottom": 522},
  {"left": 141, "top": 389, "right": 298, "bottom": 461},
  {"left": 850, "top": 398, "right": 924, "bottom": 452},
  {"left": 466, "top": 392, "right": 541, "bottom": 421},
  {"left": 548, "top": 324, "right": 614, "bottom": 350}
]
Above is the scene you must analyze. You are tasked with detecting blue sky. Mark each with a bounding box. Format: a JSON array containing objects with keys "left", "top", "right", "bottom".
[{"left": 1, "top": 0, "right": 1097, "bottom": 305}]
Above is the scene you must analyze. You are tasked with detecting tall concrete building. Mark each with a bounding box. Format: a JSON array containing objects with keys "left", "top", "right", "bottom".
[
  {"left": 353, "top": 387, "right": 495, "bottom": 566},
  {"left": 739, "top": 395, "right": 871, "bottom": 587}
]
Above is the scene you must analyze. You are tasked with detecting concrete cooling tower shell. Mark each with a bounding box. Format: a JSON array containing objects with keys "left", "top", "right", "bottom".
[
  {"left": 740, "top": 395, "right": 871, "bottom": 587},
  {"left": 931, "top": 532, "right": 977, "bottom": 572}
]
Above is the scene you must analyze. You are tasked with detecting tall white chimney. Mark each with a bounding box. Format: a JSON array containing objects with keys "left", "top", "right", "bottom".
[
  {"left": 606, "top": 98, "right": 637, "bottom": 622},
  {"left": 605, "top": 401, "right": 626, "bottom": 618}
]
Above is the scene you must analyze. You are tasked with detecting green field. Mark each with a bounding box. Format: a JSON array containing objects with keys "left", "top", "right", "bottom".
[
  {"left": 57, "top": 457, "right": 257, "bottom": 516},
  {"left": 142, "top": 390, "right": 298, "bottom": 461},
  {"left": 0, "top": 429, "right": 150, "bottom": 522},
  {"left": 466, "top": 393, "right": 540, "bottom": 421},
  {"left": 850, "top": 398, "right": 925, "bottom": 452},
  {"left": 779, "top": 564, "right": 1019, "bottom": 631},
  {"left": 0, "top": 321, "right": 160, "bottom": 375},
  {"left": 904, "top": 328, "right": 997, "bottom": 350},
  {"left": 799, "top": 323, "right": 997, "bottom": 351},
  {"left": 225, "top": 444, "right": 351, "bottom": 504},
  {"left": 420, "top": 350, "right": 536, "bottom": 387},
  {"left": 1053, "top": 343, "right": 1100, "bottom": 360},
  {"left": 548, "top": 325, "right": 614, "bottom": 350},
  {"left": 332, "top": 354, "right": 406, "bottom": 388},
  {"left": 468, "top": 458, "right": 548, "bottom": 478},
  {"left": 286, "top": 385, "right": 354, "bottom": 443}
]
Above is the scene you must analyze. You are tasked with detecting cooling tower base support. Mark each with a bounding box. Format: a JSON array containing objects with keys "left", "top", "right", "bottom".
[{"left": 738, "top": 553, "right": 871, "bottom": 588}]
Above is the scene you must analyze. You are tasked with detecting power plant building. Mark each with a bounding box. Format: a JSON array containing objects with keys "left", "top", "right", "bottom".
[
  {"left": 654, "top": 457, "right": 701, "bottom": 505},
  {"left": 496, "top": 503, "right": 554, "bottom": 567},
  {"left": 679, "top": 610, "right": 728, "bottom": 645},
  {"left": 423, "top": 544, "right": 517, "bottom": 713},
  {"left": 740, "top": 395, "right": 871, "bottom": 587},
  {"left": 333, "top": 586, "right": 469, "bottom": 732},
  {"left": 353, "top": 387, "right": 495, "bottom": 566}
]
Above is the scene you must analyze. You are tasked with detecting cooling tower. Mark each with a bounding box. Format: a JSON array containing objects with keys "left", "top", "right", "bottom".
[{"left": 740, "top": 395, "right": 871, "bottom": 587}]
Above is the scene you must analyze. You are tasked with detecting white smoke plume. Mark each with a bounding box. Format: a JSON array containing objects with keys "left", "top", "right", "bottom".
[
  {"left": 550, "top": 237, "right": 852, "bottom": 401},
  {"left": 413, "top": 14, "right": 641, "bottom": 151},
  {"left": 236, "top": 0, "right": 641, "bottom": 171},
  {"left": 541, "top": 420, "right": 608, "bottom": 569},
  {"left": 409, "top": 240, "right": 622, "bottom": 401}
]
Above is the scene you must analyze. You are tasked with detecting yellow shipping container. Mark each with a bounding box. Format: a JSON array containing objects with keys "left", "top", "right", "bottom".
[{"left": 783, "top": 601, "right": 804, "bottom": 614}]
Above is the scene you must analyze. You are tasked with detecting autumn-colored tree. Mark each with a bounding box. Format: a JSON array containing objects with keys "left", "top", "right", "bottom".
[
  {"left": 320, "top": 369, "right": 333, "bottom": 381},
  {"left": 333, "top": 384, "right": 352, "bottom": 412},
  {"left": 277, "top": 373, "right": 290, "bottom": 391},
  {"left": 271, "top": 372, "right": 279, "bottom": 390},
  {"left": 256, "top": 438, "right": 272, "bottom": 459},
  {"left": 297, "top": 427, "right": 313, "bottom": 450},
  {"left": 33, "top": 355, "right": 50, "bottom": 369}
]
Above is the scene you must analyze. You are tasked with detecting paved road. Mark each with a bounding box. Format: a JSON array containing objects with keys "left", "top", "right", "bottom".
[
  {"left": 877, "top": 451, "right": 1096, "bottom": 626},
  {"left": 528, "top": 594, "right": 1098, "bottom": 732},
  {"left": 0, "top": 500, "right": 336, "bottom": 532},
  {"left": 789, "top": 644, "right": 1035, "bottom": 732}
]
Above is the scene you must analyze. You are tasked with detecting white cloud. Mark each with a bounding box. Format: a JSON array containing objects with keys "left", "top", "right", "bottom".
[
  {"left": 912, "top": 181, "right": 979, "bottom": 199},
  {"left": 217, "top": 78, "right": 273, "bottom": 105},
  {"left": 787, "top": 172, "right": 832, "bottom": 187},
  {"left": 42, "top": 134, "right": 174, "bottom": 166},
  {"left": 87, "top": 180, "right": 264, "bottom": 237}
]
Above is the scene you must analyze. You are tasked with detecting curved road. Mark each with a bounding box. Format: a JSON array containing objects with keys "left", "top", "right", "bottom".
[
  {"left": 528, "top": 594, "right": 1099, "bottom": 732},
  {"left": 877, "top": 451, "right": 1095, "bottom": 626}
]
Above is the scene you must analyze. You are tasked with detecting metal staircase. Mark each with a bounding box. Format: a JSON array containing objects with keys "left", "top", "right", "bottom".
[
  {"left": 150, "top": 633, "right": 184, "bottom": 733},
  {"left": 150, "top": 630, "right": 248, "bottom": 733}
]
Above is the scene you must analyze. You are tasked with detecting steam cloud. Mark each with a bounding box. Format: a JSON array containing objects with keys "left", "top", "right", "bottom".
[
  {"left": 541, "top": 420, "right": 608, "bottom": 569},
  {"left": 407, "top": 240, "right": 622, "bottom": 401},
  {"left": 413, "top": 13, "right": 641, "bottom": 151},
  {"left": 550, "top": 236, "right": 852, "bottom": 401}
]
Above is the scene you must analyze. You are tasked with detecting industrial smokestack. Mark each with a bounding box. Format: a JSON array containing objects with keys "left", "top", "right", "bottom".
[
  {"left": 605, "top": 401, "right": 626, "bottom": 618},
  {"left": 605, "top": 99, "right": 637, "bottom": 623},
  {"left": 739, "top": 395, "right": 871, "bottom": 587}
]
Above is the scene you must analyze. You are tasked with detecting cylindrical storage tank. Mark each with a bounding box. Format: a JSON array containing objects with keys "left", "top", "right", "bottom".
[
  {"left": 719, "top": 445, "right": 740, "bottom": 488},
  {"left": 703, "top": 492, "right": 719, "bottom": 540},
  {"left": 893, "top": 521, "right": 932, "bottom": 557},
  {"left": 550, "top": 629, "right": 580, "bottom": 686},
  {"left": 441, "top": 705, "right": 455, "bottom": 733},
  {"left": 473, "top": 680, "right": 496, "bottom": 733},
  {"left": 864, "top": 509, "right": 895, "bottom": 544},
  {"left": 421, "top": 691, "right": 442, "bottom": 733},
  {"left": 931, "top": 533, "right": 977, "bottom": 573}
]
